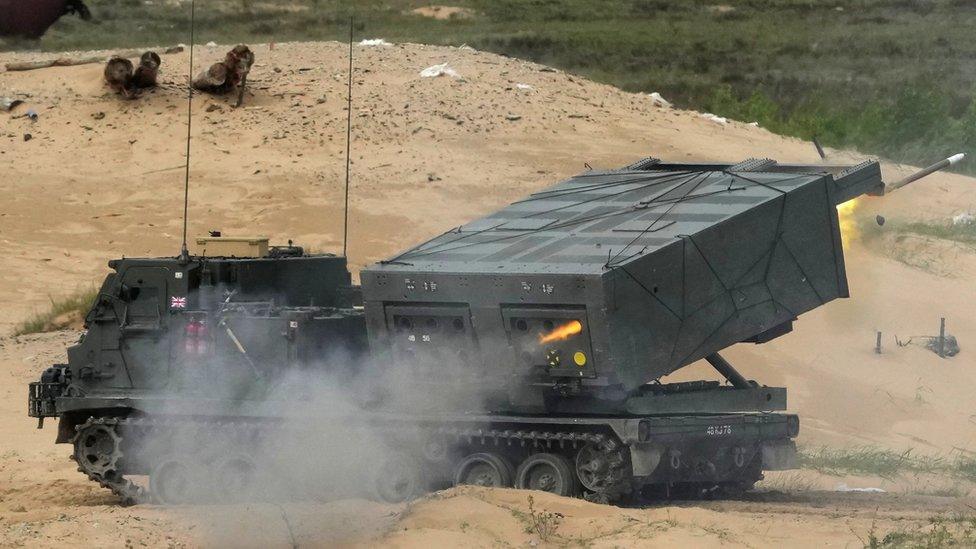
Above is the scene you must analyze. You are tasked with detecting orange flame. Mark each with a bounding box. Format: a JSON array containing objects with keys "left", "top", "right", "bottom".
[
  {"left": 539, "top": 320, "right": 583, "bottom": 344},
  {"left": 837, "top": 198, "right": 860, "bottom": 248}
]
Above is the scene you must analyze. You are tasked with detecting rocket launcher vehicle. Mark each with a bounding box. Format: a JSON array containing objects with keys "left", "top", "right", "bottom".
[
  {"left": 25, "top": 153, "right": 965, "bottom": 505},
  {"left": 362, "top": 155, "right": 965, "bottom": 413}
]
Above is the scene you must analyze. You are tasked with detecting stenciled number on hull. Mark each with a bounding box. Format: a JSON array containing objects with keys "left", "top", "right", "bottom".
[{"left": 705, "top": 425, "right": 733, "bottom": 436}]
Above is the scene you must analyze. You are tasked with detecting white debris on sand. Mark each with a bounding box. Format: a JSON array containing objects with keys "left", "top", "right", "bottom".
[
  {"left": 359, "top": 38, "right": 393, "bottom": 47},
  {"left": 748, "top": 121, "right": 760, "bottom": 127},
  {"left": 515, "top": 83, "right": 533, "bottom": 91},
  {"left": 835, "top": 483, "right": 886, "bottom": 493},
  {"left": 648, "top": 92, "right": 671, "bottom": 108},
  {"left": 701, "top": 112, "right": 728, "bottom": 125},
  {"left": 420, "top": 62, "right": 461, "bottom": 79},
  {"left": 1, "top": 97, "right": 23, "bottom": 111},
  {"left": 952, "top": 211, "right": 975, "bottom": 225}
]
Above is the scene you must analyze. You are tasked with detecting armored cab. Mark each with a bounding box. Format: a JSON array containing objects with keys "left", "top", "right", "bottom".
[
  {"left": 31, "top": 240, "right": 367, "bottom": 435},
  {"left": 361, "top": 158, "right": 884, "bottom": 411}
]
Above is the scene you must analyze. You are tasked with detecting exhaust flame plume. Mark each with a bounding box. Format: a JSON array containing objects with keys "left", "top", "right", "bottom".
[
  {"left": 539, "top": 320, "right": 583, "bottom": 344},
  {"left": 837, "top": 198, "right": 860, "bottom": 248}
]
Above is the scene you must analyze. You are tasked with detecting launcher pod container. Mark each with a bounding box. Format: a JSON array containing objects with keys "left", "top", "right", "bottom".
[
  {"left": 361, "top": 158, "right": 884, "bottom": 413},
  {"left": 31, "top": 157, "right": 917, "bottom": 506}
]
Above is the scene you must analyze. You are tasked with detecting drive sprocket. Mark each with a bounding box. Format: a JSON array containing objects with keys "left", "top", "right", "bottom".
[
  {"left": 73, "top": 422, "right": 122, "bottom": 476},
  {"left": 71, "top": 417, "right": 147, "bottom": 505}
]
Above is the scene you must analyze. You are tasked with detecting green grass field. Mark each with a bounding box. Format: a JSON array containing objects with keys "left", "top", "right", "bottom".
[{"left": 3, "top": 0, "right": 975, "bottom": 173}]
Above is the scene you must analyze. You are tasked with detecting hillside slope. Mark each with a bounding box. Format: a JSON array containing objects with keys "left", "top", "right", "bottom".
[{"left": 1, "top": 40, "right": 975, "bottom": 547}]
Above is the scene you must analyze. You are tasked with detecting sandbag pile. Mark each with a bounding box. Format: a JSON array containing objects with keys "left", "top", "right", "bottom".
[
  {"left": 192, "top": 45, "right": 255, "bottom": 107},
  {"left": 104, "top": 51, "right": 161, "bottom": 98}
]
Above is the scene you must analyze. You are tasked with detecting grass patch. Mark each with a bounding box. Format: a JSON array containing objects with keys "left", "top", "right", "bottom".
[
  {"left": 511, "top": 495, "right": 563, "bottom": 542},
  {"left": 704, "top": 83, "right": 976, "bottom": 177},
  {"left": 912, "top": 484, "right": 971, "bottom": 498},
  {"left": 955, "top": 457, "right": 976, "bottom": 482},
  {"left": 4, "top": 0, "right": 976, "bottom": 176},
  {"left": 14, "top": 286, "right": 98, "bottom": 336},
  {"left": 857, "top": 217, "right": 973, "bottom": 276},
  {"left": 800, "top": 446, "right": 976, "bottom": 483},
  {"left": 861, "top": 515, "right": 976, "bottom": 548},
  {"left": 800, "top": 447, "right": 931, "bottom": 479},
  {"left": 896, "top": 221, "right": 976, "bottom": 246}
]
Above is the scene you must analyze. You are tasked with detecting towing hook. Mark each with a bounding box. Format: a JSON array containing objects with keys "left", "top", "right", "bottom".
[{"left": 669, "top": 451, "right": 681, "bottom": 470}]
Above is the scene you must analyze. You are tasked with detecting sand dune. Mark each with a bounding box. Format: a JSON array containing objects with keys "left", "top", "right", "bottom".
[{"left": 1, "top": 41, "right": 975, "bottom": 546}]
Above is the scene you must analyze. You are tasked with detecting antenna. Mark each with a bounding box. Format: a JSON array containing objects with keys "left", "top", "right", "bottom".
[
  {"left": 342, "top": 18, "right": 354, "bottom": 258},
  {"left": 179, "top": 0, "right": 196, "bottom": 263}
]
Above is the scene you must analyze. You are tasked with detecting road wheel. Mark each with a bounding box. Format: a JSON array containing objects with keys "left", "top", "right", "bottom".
[
  {"left": 515, "top": 453, "right": 579, "bottom": 497},
  {"left": 453, "top": 453, "right": 514, "bottom": 488},
  {"left": 212, "top": 454, "right": 258, "bottom": 503},
  {"left": 150, "top": 456, "right": 208, "bottom": 504},
  {"left": 373, "top": 455, "right": 424, "bottom": 503}
]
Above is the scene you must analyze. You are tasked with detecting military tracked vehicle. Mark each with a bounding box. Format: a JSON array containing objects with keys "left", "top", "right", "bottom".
[
  {"left": 28, "top": 155, "right": 956, "bottom": 505},
  {"left": 0, "top": 0, "right": 91, "bottom": 38}
]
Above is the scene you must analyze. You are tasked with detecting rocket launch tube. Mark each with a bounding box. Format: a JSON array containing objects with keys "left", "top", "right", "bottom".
[{"left": 887, "top": 153, "right": 966, "bottom": 192}]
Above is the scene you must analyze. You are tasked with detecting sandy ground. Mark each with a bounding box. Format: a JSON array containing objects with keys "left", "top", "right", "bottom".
[{"left": 1, "top": 41, "right": 975, "bottom": 547}]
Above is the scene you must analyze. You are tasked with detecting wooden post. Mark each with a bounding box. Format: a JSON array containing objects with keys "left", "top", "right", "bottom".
[
  {"left": 4, "top": 46, "right": 183, "bottom": 72},
  {"left": 939, "top": 318, "right": 946, "bottom": 358},
  {"left": 875, "top": 331, "right": 882, "bottom": 354},
  {"left": 812, "top": 136, "right": 827, "bottom": 160}
]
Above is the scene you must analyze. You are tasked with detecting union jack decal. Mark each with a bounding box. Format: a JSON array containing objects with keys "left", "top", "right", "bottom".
[{"left": 170, "top": 296, "right": 187, "bottom": 309}]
